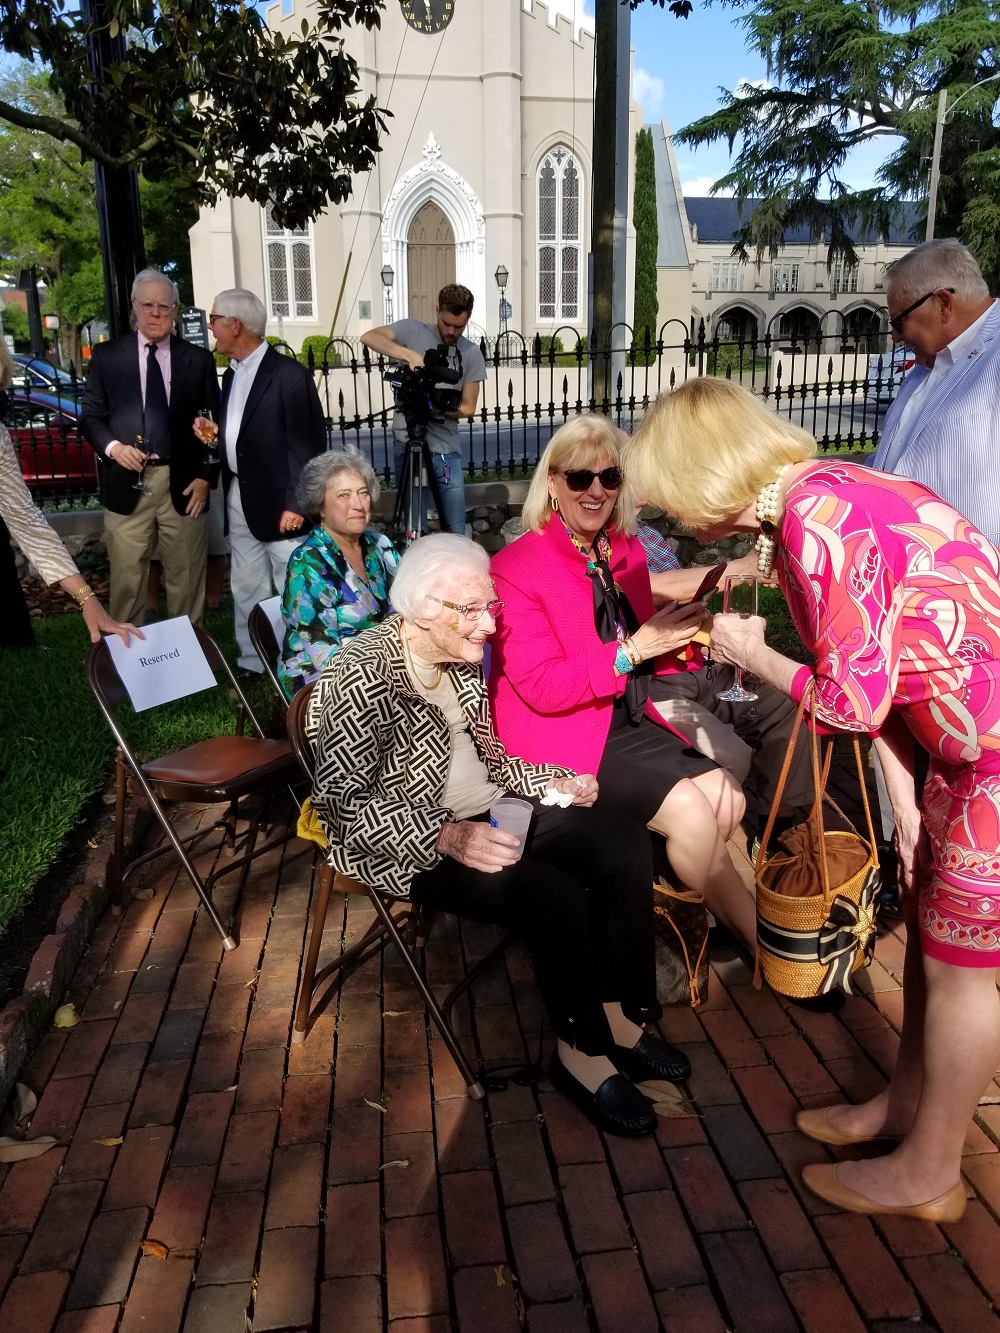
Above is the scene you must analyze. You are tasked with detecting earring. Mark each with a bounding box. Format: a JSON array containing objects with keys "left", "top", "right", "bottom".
[{"left": 550, "top": 495, "right": 559, "bottom": 513}]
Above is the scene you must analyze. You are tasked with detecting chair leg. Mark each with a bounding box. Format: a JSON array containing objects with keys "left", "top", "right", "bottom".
[
  {"left": 111, "top": 749, "right": 127, "bottom": 909},
  {"left": 223, "top": 798, "right": 239, "bottom": 852},
  {"left": 441, "top": 935, "right": 513, "bottom": 1028},
  {"left": 367, "top": 890, "right": 486, "bottom": 1101},
  {"left": 293, "top": 862, "right": 334, "bottom": 1044}
]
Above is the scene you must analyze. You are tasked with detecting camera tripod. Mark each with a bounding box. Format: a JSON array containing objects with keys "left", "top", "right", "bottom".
[{"left": 388, "top": 415, "right": 451, "bottom": 549}]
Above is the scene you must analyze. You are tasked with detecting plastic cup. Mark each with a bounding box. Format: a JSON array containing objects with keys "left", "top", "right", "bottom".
[{"left": 489, "top": 797, "right": 534, "bottom": 858}]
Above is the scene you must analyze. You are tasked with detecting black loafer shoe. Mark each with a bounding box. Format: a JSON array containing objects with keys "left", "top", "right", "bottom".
[
  {"left": 550, "top": 1051, "right": 657, "bottom": 1138},
  {"left": 612, "top": 1033, "right": 692, "bottom": 1084}
]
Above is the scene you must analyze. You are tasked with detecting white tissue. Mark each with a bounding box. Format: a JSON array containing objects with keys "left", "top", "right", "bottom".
[{"left": 539, "top": 787, "right": 575, "bottom": 808}]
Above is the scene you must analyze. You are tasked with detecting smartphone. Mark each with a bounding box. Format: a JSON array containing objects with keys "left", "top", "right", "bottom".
[{"left": 684, "top": 562, "right": 727, "bottom": 607}]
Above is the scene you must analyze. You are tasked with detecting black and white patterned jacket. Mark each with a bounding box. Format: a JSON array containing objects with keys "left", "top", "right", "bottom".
[{"left": 309, "top": 615, "right": 573, "bottom": 896}]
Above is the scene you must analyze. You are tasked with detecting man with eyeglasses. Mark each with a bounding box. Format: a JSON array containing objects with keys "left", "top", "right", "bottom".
[
  {"left": 869, "top": 238, "right": 999, "bottom": 546},
  {"left": 80, "top": 268, "right": 220, "bottom": 625}
]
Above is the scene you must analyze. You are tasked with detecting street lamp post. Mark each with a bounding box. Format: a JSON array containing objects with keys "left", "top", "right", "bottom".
[
  {"left": 494, "top": 264, "right": 509, "bottom": 341},
  {"left": 926, "top": 73, "right": 1000, "bottom": 241},
  {"left": 381, "top": 264, "right": 394, "bottom": 324}
]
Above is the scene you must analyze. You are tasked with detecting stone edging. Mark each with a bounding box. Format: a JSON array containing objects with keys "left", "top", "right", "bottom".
[{"left": 0, "top": 843, "right": 113, "bottom": 1108}]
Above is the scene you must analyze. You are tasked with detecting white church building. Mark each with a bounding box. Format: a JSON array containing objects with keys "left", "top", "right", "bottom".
[{"left": 189, "top": 0, "right": 639, "bottom": 346}]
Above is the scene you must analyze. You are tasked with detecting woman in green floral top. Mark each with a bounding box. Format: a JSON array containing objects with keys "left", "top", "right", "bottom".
[{"left": 278, "top": 452, "right": 400, "bottom": 696}]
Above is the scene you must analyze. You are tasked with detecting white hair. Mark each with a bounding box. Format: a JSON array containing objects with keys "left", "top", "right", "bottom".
[
  {"left": 886, "top": 238, "right": 989, "bottom": 305},
  {"left": 391, "top": 534, "right": 490, "bottom": 621},
  {"left": 212, "top": 288, "right": 268, "bottom": 338},
  {"left": 131, "top": 268, "right": 179, "bottom": 305}
]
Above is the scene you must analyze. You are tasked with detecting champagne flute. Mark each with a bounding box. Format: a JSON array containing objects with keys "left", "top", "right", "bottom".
[
  {"left": 716, "top": 575, "right": 759, "bottom": 702},
  {"left": 131, "top": 433, "right": 150, "bottom": 493},
  {"left": 196, "top": 407, "right": 219, "bottom": 468}
]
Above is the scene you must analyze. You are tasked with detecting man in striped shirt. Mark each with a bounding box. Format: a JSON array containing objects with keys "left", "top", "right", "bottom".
[{"left": 869, "top": 239, "right": 999, "bottom": 546}]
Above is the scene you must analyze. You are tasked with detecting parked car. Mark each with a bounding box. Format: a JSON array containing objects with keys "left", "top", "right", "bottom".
[
  {"left": 10, "top": 354, "right": 84, "bottom": 400},
  {"left": 3, "top": 389, "right": 96, "bottom": 495},
  {"left": 866, "top": 345, "right": 916, "bottom": 393}
]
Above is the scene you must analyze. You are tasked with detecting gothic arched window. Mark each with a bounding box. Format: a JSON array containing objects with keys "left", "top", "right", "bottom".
[
  {"left": 537, "top": 148, "right": 582, "bottom": 322},
  {"left": 262, "top": 204, "right": 315, "bottom": 320}
]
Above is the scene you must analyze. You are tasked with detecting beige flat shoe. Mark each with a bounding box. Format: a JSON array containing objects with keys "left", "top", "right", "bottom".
[
  {"left": 795, "top": 1105, "right": 900, "bottom": 1147},
  {"left": 801, "top": 1163, "right": 966, "bottom": 1222}
]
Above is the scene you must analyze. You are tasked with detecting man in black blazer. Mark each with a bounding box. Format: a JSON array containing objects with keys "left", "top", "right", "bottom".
[
  {"left": 80, "top": 269, "right": 220, "bottom": 625},
  {"left": 206, "top": 289, "right": 326, "bottom": 671}
]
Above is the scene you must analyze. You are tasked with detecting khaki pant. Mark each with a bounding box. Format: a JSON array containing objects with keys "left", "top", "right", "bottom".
[{"left": 104, "top": 466, "right": 208, "bottom": 625}]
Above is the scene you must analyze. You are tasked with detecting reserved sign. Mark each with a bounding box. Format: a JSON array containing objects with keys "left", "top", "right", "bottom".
[{"left": 106, "top": 615, "right": 217, "bottom": 712}]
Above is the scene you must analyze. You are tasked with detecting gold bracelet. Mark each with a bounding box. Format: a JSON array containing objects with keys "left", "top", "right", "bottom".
[
  {"left": 624, "top": 636, "right": 642, "bottom": 668},
  {"left": 71, "top": 582, "right": 94, "bottom": 606},
  {"left": 77, "top": 591, "right": 96, "bottom": 611}
]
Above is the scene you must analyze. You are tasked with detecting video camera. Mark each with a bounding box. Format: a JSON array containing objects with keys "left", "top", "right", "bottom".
[{"left": 385, "top": 345, "right": 463, "bottom": 426}]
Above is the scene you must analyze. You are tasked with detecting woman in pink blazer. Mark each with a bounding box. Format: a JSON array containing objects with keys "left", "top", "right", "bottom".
[{"left": 490, "top": 416, "right": 757, "bottom": 949}]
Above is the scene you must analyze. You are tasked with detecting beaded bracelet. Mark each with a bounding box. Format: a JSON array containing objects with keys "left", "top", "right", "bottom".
[
  {"left": 71, "top": 582, "right": 95, "bottom": 606},
  {"left": 614, "top": 643, "right": 633, "bottom": 677}
]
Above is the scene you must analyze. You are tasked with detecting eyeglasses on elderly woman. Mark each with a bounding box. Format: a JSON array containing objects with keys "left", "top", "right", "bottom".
[
  {"left": 558, "top": 466, "right": 623, "bottom": 492},
  {"left": 426, "top": 595, "right": 504, "bottom": 622}
]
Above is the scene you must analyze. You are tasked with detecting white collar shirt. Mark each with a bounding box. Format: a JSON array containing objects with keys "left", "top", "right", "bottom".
[
  {"left": 891, "top": 302, "right": 994, "bottom": 448},
  {"left": 224, "top": 339, "right": 269, "bottom": 474}
]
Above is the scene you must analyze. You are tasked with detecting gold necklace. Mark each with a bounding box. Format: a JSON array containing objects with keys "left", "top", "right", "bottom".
[{"left": 401, "top": 624, "right": 442, "bottom": 691}]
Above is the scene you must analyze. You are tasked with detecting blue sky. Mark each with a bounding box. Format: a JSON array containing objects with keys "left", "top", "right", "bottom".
[{"left": 554, "top": 0, "right": 900, "bottom": 197}]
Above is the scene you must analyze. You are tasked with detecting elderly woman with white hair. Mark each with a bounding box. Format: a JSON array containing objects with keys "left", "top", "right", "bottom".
[
  {"left": 309, "top": 533, "right": 687, "bottom": 1137},
  {"left": 278, "top": 451, "right": 399, "bottom": 696}
]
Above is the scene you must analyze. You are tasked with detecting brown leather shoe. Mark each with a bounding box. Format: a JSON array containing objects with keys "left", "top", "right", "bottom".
[
  {"left": 795, "top": 1105, "right": 901, "bottom": 1147},
  {"left": 801, "top": 1163, "right": 966, "bottom": 1221}
]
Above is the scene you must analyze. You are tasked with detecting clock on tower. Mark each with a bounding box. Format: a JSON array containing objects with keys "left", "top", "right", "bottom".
[{"left": 400, "top": 0, "right": 455, "bottom": 34}]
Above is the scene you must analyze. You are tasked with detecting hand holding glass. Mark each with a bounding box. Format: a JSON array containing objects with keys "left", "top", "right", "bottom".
[
  {"left": 195, "top": 408, "right": 218, "bottom": 466},
  {"left": 489, "top": 797, "right": 533, "bottom": 859},
  {"left": 131, "top": 434, "right": 150, "bottom": 492},
  {"left": 716, "top": 576, "right": 759, "bottom": 702}
]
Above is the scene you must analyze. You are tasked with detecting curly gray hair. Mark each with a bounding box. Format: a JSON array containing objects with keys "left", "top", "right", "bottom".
[{"left": 296, "top": 451, "right": 380, "bottom": 521}]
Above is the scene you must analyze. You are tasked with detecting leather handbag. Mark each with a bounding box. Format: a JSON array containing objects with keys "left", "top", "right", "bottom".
[{"left": 754, "top": 680, "right": 880, "bottom": 999}]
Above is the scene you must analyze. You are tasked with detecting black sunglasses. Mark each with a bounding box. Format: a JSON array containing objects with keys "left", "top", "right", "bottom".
[
  {"left": 560, "top": 466, "right": 623, "bottom": 492},
  {"left": 888, "top": 287, "right": 955, "bottom": 333}
]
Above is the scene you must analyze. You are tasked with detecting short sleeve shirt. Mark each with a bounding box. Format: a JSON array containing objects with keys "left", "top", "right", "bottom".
[{"left": 389, "top": 318, "right": 487, "bottom": 457}]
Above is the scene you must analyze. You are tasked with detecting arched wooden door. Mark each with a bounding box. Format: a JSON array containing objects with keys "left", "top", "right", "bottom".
[{"left": 407, "top": 202, "right": 455, "bottom": 322}]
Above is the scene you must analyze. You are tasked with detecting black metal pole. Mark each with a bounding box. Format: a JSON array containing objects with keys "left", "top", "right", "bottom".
[
  {"left": 18, "top": 268, "right": 45, "bottom": 357},
  {"left": 81, "top": 0, "right": 146, "bottom": 339},
  {"left": 591, "top": 0, "right": 618, "bottom": 404}
]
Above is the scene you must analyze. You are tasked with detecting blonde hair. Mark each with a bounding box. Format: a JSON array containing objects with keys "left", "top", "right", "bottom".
[
  {"left": 626, "top": 379, "right": 817, "bottom": 530},
  {"left": 0, "top": 336, "right": 11, "bottom": 392},
  {"left": 521, "top": 415, "right": 637, "bottom": 535}
]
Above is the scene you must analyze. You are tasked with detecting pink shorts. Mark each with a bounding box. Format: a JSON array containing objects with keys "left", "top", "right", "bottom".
[{"left": 919, "top": 762, "right": 1000, "bottom": 967}]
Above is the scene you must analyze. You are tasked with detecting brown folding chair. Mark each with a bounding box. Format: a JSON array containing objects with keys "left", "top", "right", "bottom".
[
  {"left": 287, "top": 681, "right": 519, "bottom": 1100},
  {"left": 86, "top": 625, "right": 301, "bottom": 950}
]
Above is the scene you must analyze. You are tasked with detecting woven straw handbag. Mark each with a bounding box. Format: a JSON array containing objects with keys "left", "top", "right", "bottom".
[{"left": 754, "top": 680, "right": 880, "bottom": 999}]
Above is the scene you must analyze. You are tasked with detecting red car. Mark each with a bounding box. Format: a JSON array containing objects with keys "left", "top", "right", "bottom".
[{"left": 6, "top": 390, "right": 97, "bottom": 495}]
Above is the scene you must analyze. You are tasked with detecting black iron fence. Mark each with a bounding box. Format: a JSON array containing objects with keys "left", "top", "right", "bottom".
[{"left": 12, "top": 319, "right": 904, "bottom": 504}]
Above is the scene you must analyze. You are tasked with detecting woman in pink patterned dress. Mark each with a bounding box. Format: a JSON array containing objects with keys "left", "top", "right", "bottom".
[{"left": 628, "top": 377, "right": 1000, "bottom": 1224}]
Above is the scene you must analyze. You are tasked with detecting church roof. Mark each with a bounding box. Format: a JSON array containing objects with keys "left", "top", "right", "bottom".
[
  {"left": 652, "top": 126, "right": 691, "bottom": 269},
  {"left": 683, "top": 197, "right": 923, "bottom": 246}
]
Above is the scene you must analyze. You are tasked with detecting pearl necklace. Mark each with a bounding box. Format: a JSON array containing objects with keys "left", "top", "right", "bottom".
[{"left": 754, "top": 464, "right": 789, "bottom": 579}]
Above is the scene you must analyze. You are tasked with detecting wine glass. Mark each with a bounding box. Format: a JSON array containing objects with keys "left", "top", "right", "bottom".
[
  {"left": 196, "top": 407, "right": 219, "bottom": 468},
  {"left": 716, "top": 575, "right": 759, "bottom": 702},
  {"left": 131, "top": 433, "right": 150, "bottom": 492}
]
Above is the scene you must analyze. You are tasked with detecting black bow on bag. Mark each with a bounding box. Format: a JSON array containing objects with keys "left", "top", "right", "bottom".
[
  {"left": 815, "top": 868, "right": 880, "bottom": 995},
  {"left": 588, "top": 542, "right": 653, "bottom": 724}
]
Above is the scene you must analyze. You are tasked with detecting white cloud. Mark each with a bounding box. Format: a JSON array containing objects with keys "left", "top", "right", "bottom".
[
  {"left": 633, "top": 66, "right": 665, "bottom": 117},
  {"left": 681, "top": 177, "right": 734, "bottom": 197}
]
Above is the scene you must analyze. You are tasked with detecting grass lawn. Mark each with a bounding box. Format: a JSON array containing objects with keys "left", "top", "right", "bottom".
[{"left": 0, "top": 607, "right": 273, "bottom": 941}]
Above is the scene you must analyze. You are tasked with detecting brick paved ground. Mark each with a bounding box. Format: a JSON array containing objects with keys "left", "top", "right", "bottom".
[{"left": 2, "top": 802, "right": 1000, "bottom": 1333}]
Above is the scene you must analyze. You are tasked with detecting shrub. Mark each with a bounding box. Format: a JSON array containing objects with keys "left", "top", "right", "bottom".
[{"left": 299, "top": 335, "right": 342, "bottom": 369}]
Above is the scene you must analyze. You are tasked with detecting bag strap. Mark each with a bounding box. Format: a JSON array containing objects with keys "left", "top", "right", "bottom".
[
  {"left": 754, "top": 678, "right": 879, "bottom": 904},
  {"left": 655, "top": 879, "right": 709, "bottom": 1007}
]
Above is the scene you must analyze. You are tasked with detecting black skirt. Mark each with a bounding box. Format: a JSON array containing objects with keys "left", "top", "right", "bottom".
[{"left": 595, "top": 697, "right": 718, "bottom": 824}]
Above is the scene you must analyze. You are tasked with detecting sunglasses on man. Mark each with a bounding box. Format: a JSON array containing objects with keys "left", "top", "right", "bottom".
[{"left": 559, "top": 467, "right": 623, "bottom": 492}]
